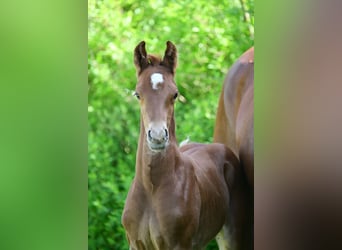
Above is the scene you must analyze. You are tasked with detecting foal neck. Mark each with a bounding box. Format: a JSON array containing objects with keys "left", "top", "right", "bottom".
[{"left": 136, "top": 117, "right": 180, "bottom": 191}]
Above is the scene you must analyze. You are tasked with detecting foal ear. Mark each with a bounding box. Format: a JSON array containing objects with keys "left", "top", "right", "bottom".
[
  {"left": 162, "top": 41, "right": 177, "bottom": 74},
  {"left": 134, "top": 41, "right": 149, "bottom": 75}
]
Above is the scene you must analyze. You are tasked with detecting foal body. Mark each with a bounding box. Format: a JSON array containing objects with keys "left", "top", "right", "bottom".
[
  {"left": 122, "top": 41, "right": 243, "bottom": 250},
  {"left": 123, "top": 140, "right": 236, "bottom": 249}
]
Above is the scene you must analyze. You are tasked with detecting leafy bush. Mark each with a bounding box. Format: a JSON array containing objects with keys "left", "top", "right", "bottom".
[{"left": 88, "top": 0, "right": 253, "bottom": 249}]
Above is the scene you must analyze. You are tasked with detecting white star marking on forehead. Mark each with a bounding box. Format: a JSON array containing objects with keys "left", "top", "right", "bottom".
[{"left": 150, "top": 73, "right": 164, "bottom": 90}]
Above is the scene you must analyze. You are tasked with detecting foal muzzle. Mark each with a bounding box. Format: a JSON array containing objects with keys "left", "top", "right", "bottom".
[{"left": 146, "top": 125, "right": 169, "bottom": 151}]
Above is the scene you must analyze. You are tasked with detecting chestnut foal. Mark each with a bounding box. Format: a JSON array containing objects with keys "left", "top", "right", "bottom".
[{"left": 122, "top": 41, "right": 245, "bottom": 250}]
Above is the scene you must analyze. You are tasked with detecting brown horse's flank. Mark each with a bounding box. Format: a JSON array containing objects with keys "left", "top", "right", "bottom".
[
  {"left": 122, "top": 41, "right": 246, "bottom": 250},
  {"left": 214, "top": 47, "right": 254, "bottom": 249}
]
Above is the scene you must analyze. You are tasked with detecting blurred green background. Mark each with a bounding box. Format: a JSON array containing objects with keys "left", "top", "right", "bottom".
[{"left": 88, "top": 0, "right": 253, "bottom": 249}]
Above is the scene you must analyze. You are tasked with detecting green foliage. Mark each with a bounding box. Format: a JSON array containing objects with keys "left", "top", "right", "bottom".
[{"left": 88, "top": 0, "right": 253, "bottom": 249}]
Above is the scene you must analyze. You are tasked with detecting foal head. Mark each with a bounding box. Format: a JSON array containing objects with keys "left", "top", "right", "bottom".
[{"left": 133, "top": 41, "right": 178, "bottom": 152}]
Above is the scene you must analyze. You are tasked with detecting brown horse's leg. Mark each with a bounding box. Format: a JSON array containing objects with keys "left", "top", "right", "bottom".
[{"left": 222, "top": 152, "right": 252, "bottom": 250}]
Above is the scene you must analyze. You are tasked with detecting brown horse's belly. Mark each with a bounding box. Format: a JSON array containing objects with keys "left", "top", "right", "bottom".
[
  {"left": 238, "top": 123, "right": 254, "bottom": 187},
  {"left": 236, "top": 86, "right": 254, "bottom": 187}
]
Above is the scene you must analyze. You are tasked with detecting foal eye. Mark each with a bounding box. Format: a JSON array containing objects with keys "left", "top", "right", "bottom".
[
  {"left": 133, "top": 92, "right": 140, "bottom": 100},
  {"left": 173, "top": 92, "right": 178, "bottom": 99}
]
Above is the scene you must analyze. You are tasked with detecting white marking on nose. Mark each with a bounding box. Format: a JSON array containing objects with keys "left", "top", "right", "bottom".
[{"left": 150, "top": 73, "right": 164, "bottom": 90}]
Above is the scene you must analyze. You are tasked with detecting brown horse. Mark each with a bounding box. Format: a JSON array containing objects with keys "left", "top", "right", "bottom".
[
  {"left": 122, "top": 41, "right": 247, "bottom": 250},
  {"left": 214, "top": 47, "right": 254, "bottom": 249}
]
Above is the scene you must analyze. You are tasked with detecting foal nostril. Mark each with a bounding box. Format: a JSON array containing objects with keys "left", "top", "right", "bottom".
[
  {"left": 164, "top": 129, "right": 168, "bottom": 139},
  {"left": 148, "top": 130, "right": 152, "bottom": 140}
]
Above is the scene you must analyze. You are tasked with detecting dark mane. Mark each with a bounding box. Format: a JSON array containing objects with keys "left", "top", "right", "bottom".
[{"left": 147, "top": 54, "right": 162, "bottom": 66}]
